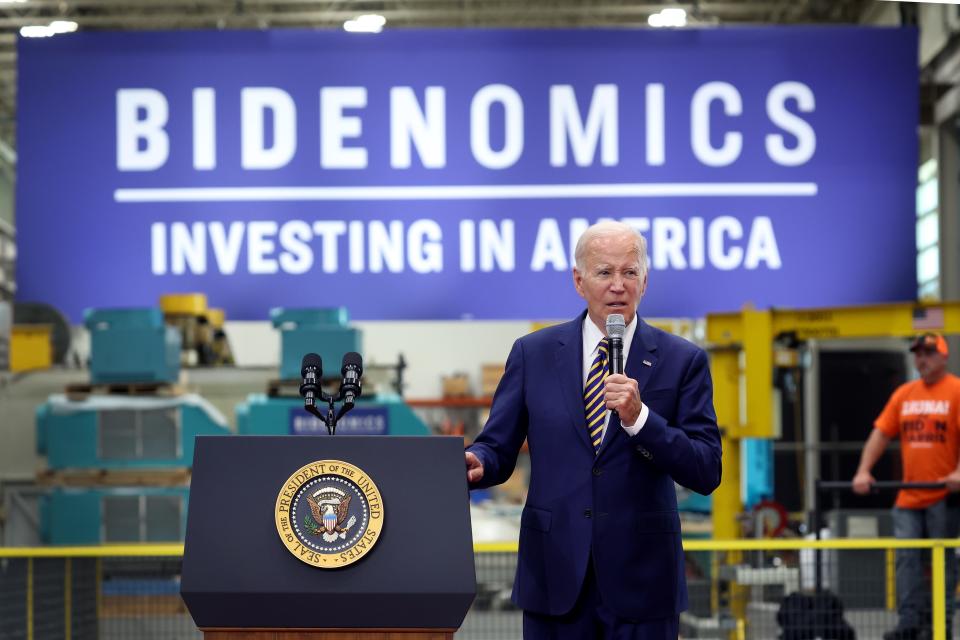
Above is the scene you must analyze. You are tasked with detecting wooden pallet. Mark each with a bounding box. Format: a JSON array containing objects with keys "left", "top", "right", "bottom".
[
  {"left": 267, "top": 377, "right": 342, "bottom": 398},
  {"left": 64, "top": 381, "right": 185, "bottom": 401},
  {"left": 267, "top": 378, "right": 300, "bottom": 398},
  {"left": 37, "top": 468, "right": 192, "bottom": 487}
]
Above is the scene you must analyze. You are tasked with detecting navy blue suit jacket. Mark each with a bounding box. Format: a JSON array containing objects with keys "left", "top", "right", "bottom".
[{"left": 467, "top": 312, "right": 722, "bottom": 620}]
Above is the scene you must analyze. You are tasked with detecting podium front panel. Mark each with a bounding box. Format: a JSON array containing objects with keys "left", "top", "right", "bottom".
[{"left": 181, "top": 436, "right": 476, "bottom": 629}]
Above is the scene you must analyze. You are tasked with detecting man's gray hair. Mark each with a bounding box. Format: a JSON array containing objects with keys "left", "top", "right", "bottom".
[{"left": 574, "top": 221, "right": 648, "bottom": 277}]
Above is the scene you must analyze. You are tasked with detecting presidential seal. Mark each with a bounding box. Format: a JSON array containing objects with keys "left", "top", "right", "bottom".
[{"left": 275, "top": 459, "right": 384, "bottom": 568}]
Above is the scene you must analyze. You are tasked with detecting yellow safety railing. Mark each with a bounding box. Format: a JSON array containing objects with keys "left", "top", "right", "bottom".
[
  {"left": 2, "top": 538, "right": 959, "bottom": 640},
  {"left": 0, "top": 544, "right": 185, "bottom": 557},
  {"left": 482, "top": 539, "right": 960, "bottom": 640}
]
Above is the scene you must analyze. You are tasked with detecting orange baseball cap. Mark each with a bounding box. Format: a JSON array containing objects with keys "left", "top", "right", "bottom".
[{"left": 909, "top": 332, "right": 949, "bottom": 356}]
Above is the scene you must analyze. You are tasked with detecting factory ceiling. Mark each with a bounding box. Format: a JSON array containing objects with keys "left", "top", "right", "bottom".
[{"left": 0, "top": 0, "right": 878, "bottom": 159}]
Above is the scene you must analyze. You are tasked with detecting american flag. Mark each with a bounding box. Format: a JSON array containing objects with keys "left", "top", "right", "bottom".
[{"left": 913, "top": 306, "right": 944, "bottom": 330}]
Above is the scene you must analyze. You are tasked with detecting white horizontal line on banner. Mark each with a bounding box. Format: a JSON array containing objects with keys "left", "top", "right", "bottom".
[{"left": 114, "top": 182, "right": 819, "bottom": 203}]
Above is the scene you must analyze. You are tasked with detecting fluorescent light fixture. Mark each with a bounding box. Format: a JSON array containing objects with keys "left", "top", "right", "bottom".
[
  {"left": 20, "top": 19, "right": 78, "bottom": 38},
  {"left": 49, "top": 20, "right": 78, "bottom": 33},
  {"left": 878, "top": 0, "right": 960, "bottom": 3},
  {"left": 648, "top": 7, "right": 687, "bottom": 28},
  {"left": 343, "top": 14, "right": 386, "bottom": 33},
  {"left": 20, "top": 26, "right": 51, "bottom": 37},
  {"left": 0, "top": 1, "right": 28, "bottom": 4}
]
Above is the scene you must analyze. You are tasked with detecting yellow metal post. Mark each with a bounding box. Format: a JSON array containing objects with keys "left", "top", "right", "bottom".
[
  {"left": 715, "top": 433, "right": 743, "bottom": 541},
  {"left": 886, "top": 548, "right": 896, "bottom": 611},
  {"left": 710, "top": 347, "right": 742, "bottom": 539},
  {"left": 932, "top": 544, "right": 946, "bottom": 640},
  {"left": 723, "top": 432, "right": 746, "bottom": 639},
  {"left": 742, "top": 309, "right": 776, "bottom": 438},
  {"left": 708, "top": 346, "right": 744, "bottom": 634}
]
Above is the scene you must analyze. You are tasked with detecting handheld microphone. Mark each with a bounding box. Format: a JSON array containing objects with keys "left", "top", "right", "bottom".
[
  {"left": 606, "top": 314, "right": 625, "bottom": 375},
  {"left": 299, "top": 353, "right": 322, "bottom": 406},
  {"left": 340, "top": 352, "right": 363, "bottom": 405}
]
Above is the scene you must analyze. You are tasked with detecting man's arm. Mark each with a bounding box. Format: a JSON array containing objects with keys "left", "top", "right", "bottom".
[
  {"left": 938, "top": 460, "right": 960, "bottom": 493},
  {"left": 939, "top": 421, "right": 960, "bottom": 491},
  {"left": 463, "top": 339, "right": 529, "bottom": 489},
  {"left": 626, "top": 348, "right": 722, "bottom": 496},
  {"left": 938, "top": 396, "right": 960, "bottom": 491},
  {"left": 852, "top": 429, "right": 891, "bottom": 495}
]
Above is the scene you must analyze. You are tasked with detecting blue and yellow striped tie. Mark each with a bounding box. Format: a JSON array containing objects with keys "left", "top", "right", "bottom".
[{"left": 584, "top": 338, "right": 609, "bottom": 454}]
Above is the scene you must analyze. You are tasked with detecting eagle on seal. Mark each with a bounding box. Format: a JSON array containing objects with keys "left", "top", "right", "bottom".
[{"left": 306, "top": 495, "right": 353, "bottom": 541}]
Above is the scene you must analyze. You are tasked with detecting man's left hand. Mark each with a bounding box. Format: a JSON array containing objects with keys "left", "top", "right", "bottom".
[
  {"left": 940, "top": 470, "right": 960, "bottom": 492},
  {"left": 604, "top": 373, "right": 642, "bottom": 425}
]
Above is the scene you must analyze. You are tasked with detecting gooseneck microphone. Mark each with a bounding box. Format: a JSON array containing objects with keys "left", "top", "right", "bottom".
[
  {"left": 298, "top": 351, "right": 365, "bottom": 435},
  {"left": 340, "top": 352, "right": 363, "bottom": 405},
  {"left": 606, "top": 314, "right": 625, "bottom": 375},
  {"left": 299, "top": 353, "right": 323, "bottom": 407}
]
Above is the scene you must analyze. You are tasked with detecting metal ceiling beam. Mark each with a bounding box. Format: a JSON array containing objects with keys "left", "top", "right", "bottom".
[
  {"left": 0, "top": 0, "right": 784, "bottom": 7},
  {"left": 0, "top": 0, "right": 873, "bottom": 158},
  {"left": 0, "top": 6, "right": 823, "bottom": 29}
]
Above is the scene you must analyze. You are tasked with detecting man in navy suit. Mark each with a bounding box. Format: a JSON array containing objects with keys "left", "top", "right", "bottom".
[{"left": 465, "top": 221, "right": 723, "bottom": 639}]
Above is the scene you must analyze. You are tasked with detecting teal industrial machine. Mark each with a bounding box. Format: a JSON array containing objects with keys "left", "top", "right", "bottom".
[
  {"left": 36, "top": 307, "right": 231, "bottom": 545},
  {"left": 37, "top": 393, "right": 229, "bottom": 469},
  {"left": 236, "top": 307, "right": 429, "bottom": 436},
  {"left": 85, "top": 307, "right": 181, "bottom": 383}
]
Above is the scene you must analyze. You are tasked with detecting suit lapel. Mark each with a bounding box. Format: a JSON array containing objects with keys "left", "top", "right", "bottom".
[
  {"left": 626, "top": 318, "right": 658, "bottom": 394},
  {"left": 597, "top": 318, "right": 659, "bottom": 457},
  {"left": 555, "top": 312, "right": 593, "bottom": 452}
]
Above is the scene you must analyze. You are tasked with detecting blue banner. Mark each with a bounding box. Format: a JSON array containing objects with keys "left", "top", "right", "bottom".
[{"left": 17, "top": 28, "right": 918, "bottom": 320}]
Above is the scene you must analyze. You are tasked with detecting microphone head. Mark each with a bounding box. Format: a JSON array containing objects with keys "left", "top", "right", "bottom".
[
  {"left": 606, "top": 314, "right": 626, "bottom": 339},
  {"left": 301, "top": 353, "right": 322, "bottom": 377},
  {"left": 341, "top": 351, "right": 363, "bottom": 376}
]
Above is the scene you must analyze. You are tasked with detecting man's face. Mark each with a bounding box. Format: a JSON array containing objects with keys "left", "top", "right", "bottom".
[
  {"left": 914, "top": 348, "right": 948, "bottom": 383},
  {"left": 572, "top": 232, "right": 647, "bottom": 331}
]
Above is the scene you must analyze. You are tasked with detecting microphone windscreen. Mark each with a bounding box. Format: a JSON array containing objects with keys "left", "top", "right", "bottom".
[
  {"left": 301, "top": 353, "right": 322, "bottom": 377},
  {"left": 342, "top": 351, "right": 363, "bottom": 375},
  {"left": 606, "top": 314, "right": 626, "bottom": 339}
]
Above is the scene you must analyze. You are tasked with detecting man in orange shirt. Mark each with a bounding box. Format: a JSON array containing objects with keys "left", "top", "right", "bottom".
[{"left": 853, "top": 333, "right": 960, "bottom": 640}]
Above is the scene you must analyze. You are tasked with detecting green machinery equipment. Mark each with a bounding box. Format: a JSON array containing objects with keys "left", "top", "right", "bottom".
[{"left": 35, "top": 307, "right": 231, "bottom": 545}]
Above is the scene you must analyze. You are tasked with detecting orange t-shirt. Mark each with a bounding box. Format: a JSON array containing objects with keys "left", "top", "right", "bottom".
[{"left": 874, "top": 373, "right": 960, "bottom": 509}]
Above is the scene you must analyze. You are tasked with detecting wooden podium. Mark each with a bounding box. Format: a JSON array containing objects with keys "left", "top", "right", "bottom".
[{"left": 181, "top": 436, "right": 476, "bottom": 638}]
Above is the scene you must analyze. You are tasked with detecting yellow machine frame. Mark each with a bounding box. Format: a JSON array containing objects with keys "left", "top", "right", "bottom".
[
  {"left": 703, "top": 302, "right": 960, "bottom": 638},
  {"left": 706, "top": 301, "right": 960, "bottom": 540}
]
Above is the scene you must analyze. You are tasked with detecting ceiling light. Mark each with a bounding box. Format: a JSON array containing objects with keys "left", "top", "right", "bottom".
[
  {"left": 20, "top": 20, "right": 78, "bottom": 38},
  {"left": 878, "top": 1, "right": 960, "bottom": 4},
  {"left": 343, "top": 14, "right": 386, "bottom": 33},
  {"left": 49, "top": 20, "right": 78, "bottom": 33},
  {"left": 648, "top": 7, "right": 687, "bottom": 28},
  {"left": 20, "top": 26, "right": 52, "bottom": 38}
]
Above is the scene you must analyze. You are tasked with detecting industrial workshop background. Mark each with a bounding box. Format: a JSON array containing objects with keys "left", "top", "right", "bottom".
[{"left": 3, "top": 1, "right": 960, "bottom": 639}]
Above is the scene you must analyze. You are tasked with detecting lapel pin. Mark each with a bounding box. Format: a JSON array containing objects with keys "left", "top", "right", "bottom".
[{"left": 642, "top": 360, "right": 653, "bottom": 367}]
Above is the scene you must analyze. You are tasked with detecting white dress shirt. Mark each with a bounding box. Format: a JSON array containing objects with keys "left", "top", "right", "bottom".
[{"left": 581, "top": 313, "right": 650, "bottom": 444}]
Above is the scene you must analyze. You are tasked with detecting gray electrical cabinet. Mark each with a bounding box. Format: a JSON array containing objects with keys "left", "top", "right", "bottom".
[{"left": 826, "top": 509, "right": 895, "bottom": 608}]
